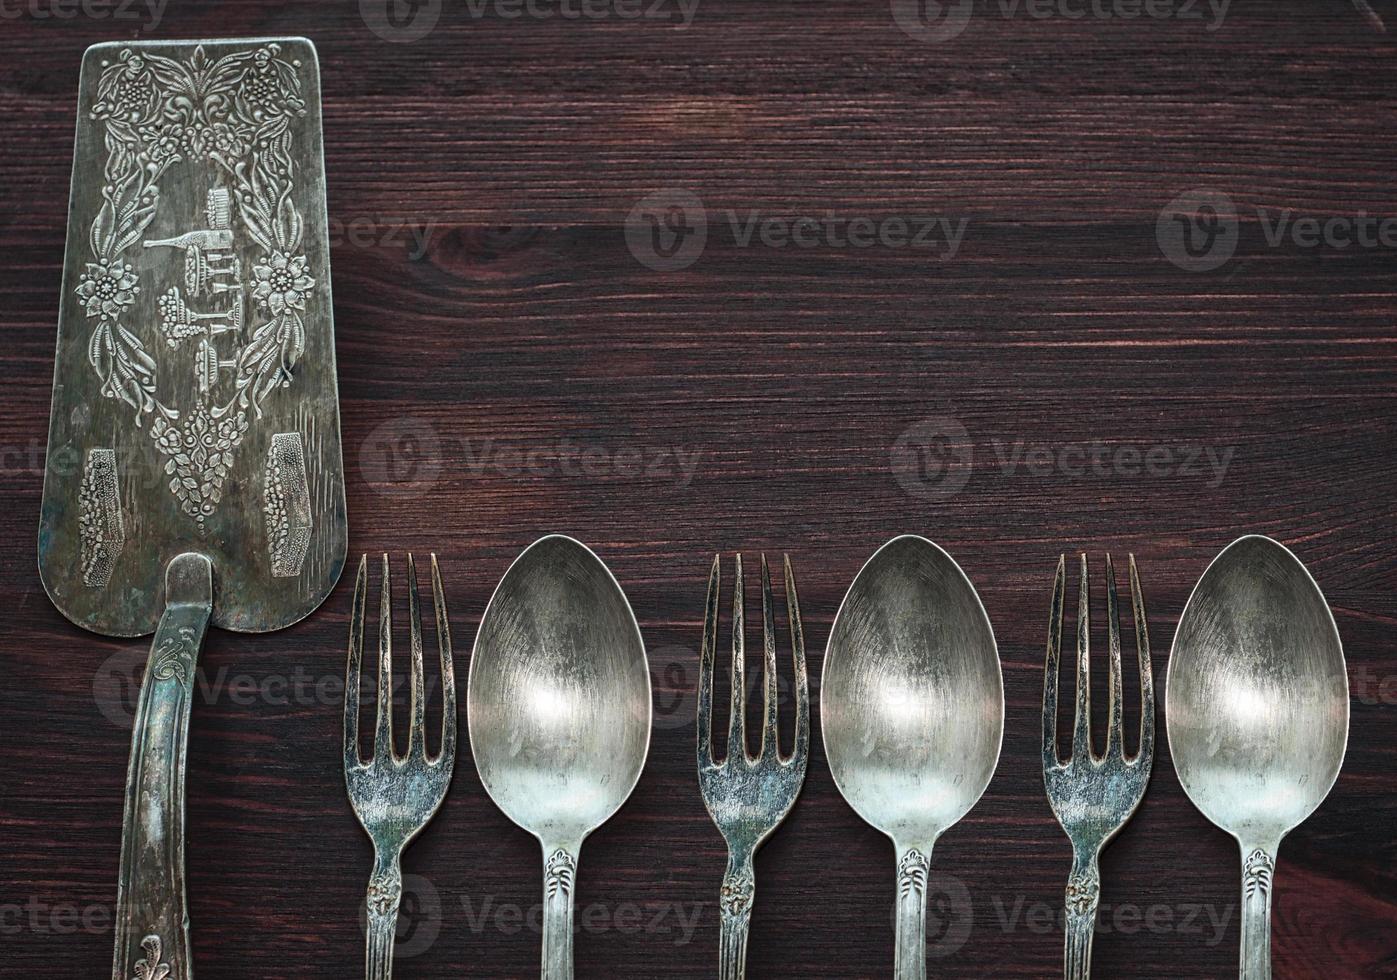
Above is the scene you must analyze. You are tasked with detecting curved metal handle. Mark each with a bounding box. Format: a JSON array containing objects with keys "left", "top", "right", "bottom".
[
  {"left": 717, "top": 851, "right": 755, "bottom": 980},
  {"left": 364, "top": 852, "right": 403, "bottom": 980},
  {"left": 1062, "top": 852, "right": 1101, "bottom": 980},
  {"left": 894, "top": 845, "right": 933, "bottom": 980},
  {"left": 1239, "top": 844, "right": 1276, "bottom": 980},
  {"left": 541, "top": 842, "right": 580, "bottom": 980},
  {"left": 111, "top": 553, "right": 212, "bottom": 980}
]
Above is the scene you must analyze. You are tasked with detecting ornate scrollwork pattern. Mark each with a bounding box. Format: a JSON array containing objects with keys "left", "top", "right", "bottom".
[
  {"left": 82, "top": 43, "right": 313, "bottom": 526},
  {"left": 1065, "top": 867, "right": 1101, "bottom": 917},
  {"left": 130, "top": 934, "right": 171, "bottom": 980},
  {"left": 719, "top": 870, "right": 756, "bottom": 921},
  {"left": 1243, "top": 849, "right": 1274, "bottom": 899},
  {"left": 151, "top": 626, "right": 196, "bottom": 685},
  {"left": 898, "top": 849, "right": 931, "bottom": 899},
  {"left": 545, "top": 849, "right": 576, "bottom": 899}
]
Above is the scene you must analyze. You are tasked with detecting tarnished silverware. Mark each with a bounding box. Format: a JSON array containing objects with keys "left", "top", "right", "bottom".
[
  {"left": 343, "top": 554, "right": 456, "bottom": 980},
  {"left": 697, "top": 554, "right": 809, "bottom": 980},
  {"left": 1042, "top": 555, "right": 1155, "bottom": 978},
  {"left": 468, "top": 535, "right": 652, "bottom": 980},
  {"left": 821, "top": 535, "right": 1003, "bottom": 980},
  {"left": 37, "top": 38, "right": 345, "bottom": 980},
  {"left": 1167, "top": 536, "right": 1349, "bottom": 980}
]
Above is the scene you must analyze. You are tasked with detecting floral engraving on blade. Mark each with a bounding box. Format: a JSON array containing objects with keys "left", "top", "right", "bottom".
[
  {"left": 264, "top": 431, "right": 312, "bottom": 576},
  {"left": 1243, "top": 849, "right": 1274, "bottom": 899},
  {"left": 545, "top": 849, "right": 576, "bottom": 899},
  {"left": 367, "top": 871, "right": 403, "bottom": 917},
  {"left": 151, "top": 627, "right": 196, "bottom": 685},
  {"left": 79, "top": 448, "right": 125, "bottom": 587},
  {"left": 1065, "top": 868, "right": 1101, "bottom": 917},
  {"left": 81, "top": 44, "right": 314, "bottom": 526},
  {"left": 898, "top": 849, "right": 931, "bottom": 899},
  {"left": 720, "top": 871, "right": 755, "bottom": 921},
  {"left": 130, "top": 934, "right": 171, "bottom": 980}
]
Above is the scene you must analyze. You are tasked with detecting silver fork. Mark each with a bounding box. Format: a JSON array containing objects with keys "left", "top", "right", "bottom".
[
  {"left": 697, "top": 554, "right": 810, "bottom": 980},
  {"left": 1042, "top": 554, "right": 1155, "bottom": 979},
  {"left": 344, "top": 554, "right": 457, "bottom": 980}
]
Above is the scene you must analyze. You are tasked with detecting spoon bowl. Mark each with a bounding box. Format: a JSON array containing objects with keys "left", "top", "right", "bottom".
[
  {"left": 822, "top": 535, "right": 1003, "bottom": 979},
  {"left": 1166, "top": 534, "right": 1348, "bottom": 980},
  {"left": 469, "top": 535, "right": 651, "bottom": 979}
]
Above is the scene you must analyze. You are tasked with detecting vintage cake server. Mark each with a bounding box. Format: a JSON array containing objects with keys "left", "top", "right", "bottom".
[
  {"left": 1042, "top": 555, "right": 1155, "bottom": 978},
  {"left": 38, "top": 38, "right": 346, "bottom": 980},
  {"left": 697, "top": 554, "right": 809, "bottom": 980},
  {"left": 821, "top": 535, "right": 1003, "bottom": 980},
  {"left": 469, "top": 535, "right": 651, "bottom": 980},
  {"left": 1167, "top": 536, "right": 1348, "bottom": 980}
]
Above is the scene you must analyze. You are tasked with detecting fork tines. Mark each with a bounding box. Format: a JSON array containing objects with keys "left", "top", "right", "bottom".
[
  {"left": 344, "top": 553, "right": 457, "bottom": 769},
  {"left": 1043, "top": 553, "right": 1154, "bottom": 769},
  {"left": 697, "top": 553, "right": 809, "bottom": 769}
]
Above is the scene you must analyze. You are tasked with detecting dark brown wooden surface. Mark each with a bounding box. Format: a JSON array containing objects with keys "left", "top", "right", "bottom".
[{"left": 2, "top": 1, "right": 1396, "bottom": 976}]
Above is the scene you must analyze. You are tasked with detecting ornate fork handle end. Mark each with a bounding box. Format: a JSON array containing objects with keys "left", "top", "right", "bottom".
[
  {"left": 364, "top": 858, "right": 403, "bottom": 980},
  {"left": 717, "top": 854, "right": 755, "bottom": 980},
  {"left": 1062, "top": 859, "right": 1101, "bottom": 980}
]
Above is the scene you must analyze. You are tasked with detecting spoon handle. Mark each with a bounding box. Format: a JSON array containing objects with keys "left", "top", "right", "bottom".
[
  {"left": 718, "top": 850, "right": 756, "bottom": 980},
  {"left": 541, "top": 842, "right": 580, "bottom": 980},
  {"left": 1062, "top": 851, "right": 1101, "bottom": 980},
  {"left": 1239, "top": 843, "right": 1277, "bottom": 980},
  {"left": 894, "top": 845, "right": 933, "bottom": 980}
]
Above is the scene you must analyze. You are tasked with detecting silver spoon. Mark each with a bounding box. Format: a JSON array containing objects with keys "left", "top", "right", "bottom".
[
  {"left": 1166, "top": 535, "right": 1349, "bottom": 980},
  {"left": 821, "top": 535, "right": 1004, "bottom": 980},
  {"left": 468, "top": 535, "right": 652, "bottom": 980}
]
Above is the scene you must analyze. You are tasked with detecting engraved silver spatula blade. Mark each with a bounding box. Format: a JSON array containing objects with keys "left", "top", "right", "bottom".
[{"left": 39, "top": 37, "right": 346, "bottom": 637}]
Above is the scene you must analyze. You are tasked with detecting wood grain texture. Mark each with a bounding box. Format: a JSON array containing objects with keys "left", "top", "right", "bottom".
[{"left": 2, "top": 1, "right": 1395, "bottom": 976}]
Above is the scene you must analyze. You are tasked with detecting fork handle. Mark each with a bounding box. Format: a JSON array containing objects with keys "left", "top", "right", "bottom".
[
  {"left": 894, "top": 842, "right": 935, "bottom": 980},
  {"left": 541, "top": 840, "right": 580, "bottom": 980},
  {"left": 718, "top": 850, "right": 756, "bottom": 980},
  {"left": 1239, "top": 842, "right": 1277, "bottom": 980},
  {"left": 111, "top": 553, "right": 212, "bottom": 980},
  {"left": 1062, "top": 853, "right": 1101, "bottom": 980},
  {"left": 365, "top": 852, "right": 403, "bottom": 980}
]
